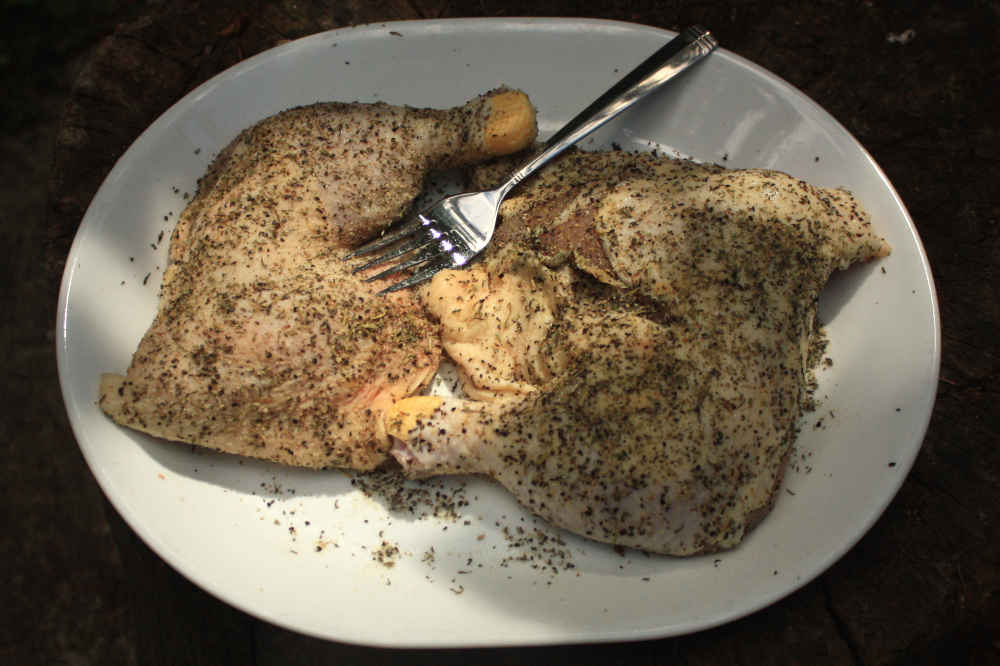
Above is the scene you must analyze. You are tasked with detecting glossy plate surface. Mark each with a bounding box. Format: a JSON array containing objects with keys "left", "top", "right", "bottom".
[{"left": 56, "top": 18, "right": 939, "bottom": 647}]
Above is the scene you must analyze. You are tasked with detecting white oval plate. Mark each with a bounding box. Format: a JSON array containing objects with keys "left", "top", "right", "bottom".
[{"left": 57, "top": 18, "right": 939, "bottom": 647}]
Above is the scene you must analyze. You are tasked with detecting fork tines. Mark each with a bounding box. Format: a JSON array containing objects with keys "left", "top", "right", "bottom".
[{"left": 347, "top": 214, "right": 455, "bottom": 293}]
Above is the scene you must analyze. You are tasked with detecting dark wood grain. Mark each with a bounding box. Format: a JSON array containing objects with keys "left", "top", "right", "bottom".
[{"left": 28, "top": 1, "right": 1000, "bottom": 664}]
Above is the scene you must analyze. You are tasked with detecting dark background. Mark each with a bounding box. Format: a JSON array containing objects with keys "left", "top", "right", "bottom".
[{"left": 3, "top": 1, "right": 998, "bottom": 664}]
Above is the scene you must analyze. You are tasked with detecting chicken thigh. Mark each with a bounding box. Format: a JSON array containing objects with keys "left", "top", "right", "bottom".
[
  {"left": 386, "top": 150, "right": 889, "bottom": 554},
  {"left": 99, "top": 89, "right": 537, "bottom": 470}
]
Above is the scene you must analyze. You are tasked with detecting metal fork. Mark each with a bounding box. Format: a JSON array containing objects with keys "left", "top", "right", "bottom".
[{"left": 347, "top": 25, "right": 718, "bottom": 293}]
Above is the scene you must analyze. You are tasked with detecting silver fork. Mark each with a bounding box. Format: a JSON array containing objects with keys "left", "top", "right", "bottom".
[{"left": 347, "top": 25, "right": 718, "bottom": 293}]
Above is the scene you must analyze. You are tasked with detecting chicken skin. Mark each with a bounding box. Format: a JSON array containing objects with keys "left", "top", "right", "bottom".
[
  {"left": 385, "top": 150, "right": 889, "bottom": 555},
  {"left": 99, "top": 89, "right": 537, "bottom": 470}
]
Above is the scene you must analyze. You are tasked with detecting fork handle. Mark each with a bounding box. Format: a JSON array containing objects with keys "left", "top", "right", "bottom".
[{"left": 497, "top": 25, "right": 717, "bottom": 198}]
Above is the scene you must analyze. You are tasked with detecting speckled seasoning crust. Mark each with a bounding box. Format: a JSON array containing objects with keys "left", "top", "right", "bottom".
[
  {"left": 98, "top": 89, "right": 538, "bottom": 470},
  {"left": 385, "top": 148, "right": 890, "bottom": 556}
]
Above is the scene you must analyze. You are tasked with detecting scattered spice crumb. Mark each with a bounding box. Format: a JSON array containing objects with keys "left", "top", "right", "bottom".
[
  {"left": 373, "top": 540, "right": 400, "bottom": 568},
  {"left": 349, "top": 469, "right": 470, "bottom": 521},
  {"left": 314, "top": 534, "right": 337, "bottom": 552}
]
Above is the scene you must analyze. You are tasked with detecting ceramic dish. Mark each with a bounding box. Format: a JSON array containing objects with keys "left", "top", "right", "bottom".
[{"left": 56, "top": 18, "right": 940, "bottom": 647}]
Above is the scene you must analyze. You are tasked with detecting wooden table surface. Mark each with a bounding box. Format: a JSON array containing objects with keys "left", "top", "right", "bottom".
[{"left": 14, "top": 1, "right": 999, "bottom": 664}]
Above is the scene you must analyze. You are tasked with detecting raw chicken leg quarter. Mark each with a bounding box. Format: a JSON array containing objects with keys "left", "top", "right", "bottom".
[
  {"left": 99, "top": 89, "right": 537, "bottom": 470},
  {"left": 386, "top": 149, "right": 890, "bottom": 556}
]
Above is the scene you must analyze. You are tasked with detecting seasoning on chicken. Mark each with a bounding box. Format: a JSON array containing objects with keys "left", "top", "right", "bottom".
[
  {"left": 99, "top": 89, "right": 538, "bottom": 470},
  {"left": 385, "top": 149, "right": 890, "bottom": 555}
]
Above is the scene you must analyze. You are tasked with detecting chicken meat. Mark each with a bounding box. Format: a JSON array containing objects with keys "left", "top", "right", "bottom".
[
  {"left": 99, "top": 89, "right": 537, "bottom": 470},
  {"left": 385, "top": 149, "right": 889, "bottom": 554}
]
